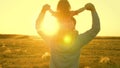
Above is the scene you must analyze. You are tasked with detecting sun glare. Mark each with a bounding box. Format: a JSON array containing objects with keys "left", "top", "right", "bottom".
[
  {"left": 40, "top": 12, "right": 60, "bottom": 36},
  {"left": 63, "top": 35, "right": 72, "bottom": 44}
]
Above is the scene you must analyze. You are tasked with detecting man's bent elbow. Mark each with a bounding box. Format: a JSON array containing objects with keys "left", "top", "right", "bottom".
[
  {"left": 36, "top": 21, "right": 39, "bottom": 30},
  {"left": 94, "top": 26, "right": 100, "bottom": 34}
]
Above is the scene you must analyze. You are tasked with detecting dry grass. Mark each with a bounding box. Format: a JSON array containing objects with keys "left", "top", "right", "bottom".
[{"left": 0, "top": 37, "right": 120, "bottom": 68}]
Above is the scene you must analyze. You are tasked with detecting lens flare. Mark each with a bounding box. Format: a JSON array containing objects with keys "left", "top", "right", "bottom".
[{"left": 63, "top": 35, "right": 72, "bottom": 44}]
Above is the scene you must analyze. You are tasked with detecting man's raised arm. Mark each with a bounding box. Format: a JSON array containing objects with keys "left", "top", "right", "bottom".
[
  {"left": 36, "top": 4, "right": 50, "bottom": 37},
  {"left": 85, "top": 3, "right": 100, "bottom": 35},
  {"left": 76, "top": 3, "right": 100, "bottom": 46}
]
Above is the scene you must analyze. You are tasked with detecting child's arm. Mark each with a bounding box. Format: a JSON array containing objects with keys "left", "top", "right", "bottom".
[
  {"left": 49, "top": 8, "right": 54, "bottom": 14},
  {"left": 71, "top": 7, "right": 86, "bottom": 16},
  {"left": 48, "top": 8, "right": 56, "bottom": 16}
]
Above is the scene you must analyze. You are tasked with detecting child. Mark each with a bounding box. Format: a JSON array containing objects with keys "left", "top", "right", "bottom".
[{"left": 48, "top": 0, "right": 85, "bottom": 31}]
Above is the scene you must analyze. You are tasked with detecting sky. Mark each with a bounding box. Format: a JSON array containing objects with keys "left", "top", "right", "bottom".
[{"left": 0, "top": 0, "right": 120, "bottom": 36}]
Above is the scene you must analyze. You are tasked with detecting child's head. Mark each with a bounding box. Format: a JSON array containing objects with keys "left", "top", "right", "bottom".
[{"left": 57, "top": 0, "right": 71, "bottom": 12}]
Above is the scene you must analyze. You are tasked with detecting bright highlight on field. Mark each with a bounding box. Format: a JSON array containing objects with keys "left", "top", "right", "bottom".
[
  {"left": 40, "top": 12, "right": 60, "bottom": 36},
  {"left": 63, "top": 35, "right": 72, "bottom": 44}
]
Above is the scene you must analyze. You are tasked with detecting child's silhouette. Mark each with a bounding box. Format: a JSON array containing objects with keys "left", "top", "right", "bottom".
[
  {"left": 44, "top": 0, "right": 86, "bottom": 42},
  {"left": 48, "top": 0, "right": 85, "bottom": 31}
]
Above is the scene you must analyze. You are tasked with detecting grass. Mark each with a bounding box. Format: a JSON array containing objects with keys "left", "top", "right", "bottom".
[{"left": 0, "top": 35, "right": 120, "bottom": 68}]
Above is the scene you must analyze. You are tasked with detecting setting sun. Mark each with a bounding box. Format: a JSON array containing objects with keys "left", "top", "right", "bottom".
[{"left": 40, "top": 12, "right": 60, "bottom": 36}]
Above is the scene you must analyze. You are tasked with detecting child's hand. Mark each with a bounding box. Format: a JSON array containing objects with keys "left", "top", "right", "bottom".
[
  {"left": 85, "top": 3, "right": 96, "bottom": 11},
  {"left": 42, "top": 4, "right": 50, "bottom": 11}
]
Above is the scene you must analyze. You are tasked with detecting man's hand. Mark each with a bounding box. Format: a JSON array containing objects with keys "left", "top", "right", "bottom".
[
  {"left": 42, "top": 4, "right": 50, "bottom": 12},
  {"left": 85, "top": 3, "right": 96, "bottom": 11}
]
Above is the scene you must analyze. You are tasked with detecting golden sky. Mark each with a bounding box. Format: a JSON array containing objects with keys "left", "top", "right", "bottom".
[{"left": 0, "top": 0, "right": 120, "bottom": 36}]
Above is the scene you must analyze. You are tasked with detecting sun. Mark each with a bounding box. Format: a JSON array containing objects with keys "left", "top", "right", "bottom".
[{"left": 40, "top": 12, "right": 60, "bottom": 36}]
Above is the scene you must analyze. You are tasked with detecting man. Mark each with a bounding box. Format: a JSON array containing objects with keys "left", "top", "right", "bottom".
[{"left": 36, "top": 3, "right": 100, "bottom": 68}]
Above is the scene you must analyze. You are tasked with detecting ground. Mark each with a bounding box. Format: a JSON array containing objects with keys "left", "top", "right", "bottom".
[{"left": 0, "top": 35, "right": 120, "bottom": 68}]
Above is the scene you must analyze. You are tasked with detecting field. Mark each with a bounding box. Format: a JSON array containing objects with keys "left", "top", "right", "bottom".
[{"left": 0, "top": 34, "right": 120, "bottom": 68}]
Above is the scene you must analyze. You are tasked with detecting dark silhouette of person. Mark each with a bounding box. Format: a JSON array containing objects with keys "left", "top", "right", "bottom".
[
  {"left": 36, "top": 1, "right": 100, "bottom": 68},
  {"left": 48, "top": 0, "right": 85, "bottom": 31}
]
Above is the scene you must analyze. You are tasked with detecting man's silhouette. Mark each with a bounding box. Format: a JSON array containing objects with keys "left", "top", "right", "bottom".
[{"left": 36, "top": 2, "right": 100, "bottom": 68}]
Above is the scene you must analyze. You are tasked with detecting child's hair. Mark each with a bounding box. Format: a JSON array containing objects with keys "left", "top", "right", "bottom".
[
  {"left": 49, "top": 0, "right": 81, "bottom": 18},
  {"left": 57, "top": 0, "right": 71, "bottom": 13},
  {"left": 49, "top": 0, "right": 85, "bottom": 18}
]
